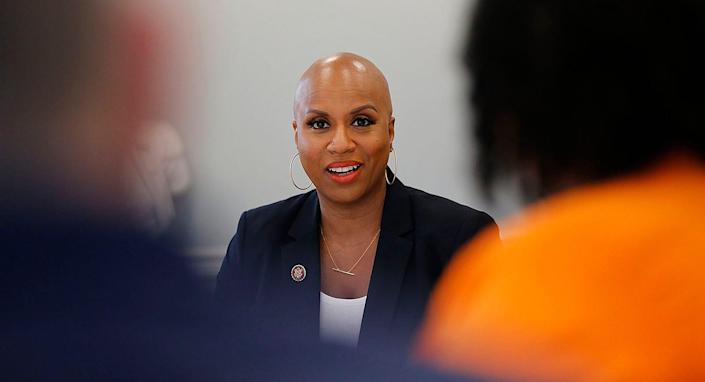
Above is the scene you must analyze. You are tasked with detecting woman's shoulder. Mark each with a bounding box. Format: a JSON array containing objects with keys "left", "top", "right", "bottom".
[
  {"left": 236, "top": 191, "right": 316, "bottom": 235},
  {"left": 244, "top": 191, "right": 314, "bottom": 218},
  {"left": 401, "top": 184, "right": 493, "bottom": 226}
]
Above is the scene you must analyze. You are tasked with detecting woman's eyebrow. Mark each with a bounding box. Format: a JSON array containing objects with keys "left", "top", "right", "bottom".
[
  {"left": 305, "top": 109, "right": 330, "bottom": 117},
  {"left": 349, "top": 104, "right": 378, "bottom": 115}
]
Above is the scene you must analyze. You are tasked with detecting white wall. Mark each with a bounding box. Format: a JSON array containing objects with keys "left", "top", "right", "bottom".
[{"left": 184, "top": 0, "right": 517, "bottom": 257}]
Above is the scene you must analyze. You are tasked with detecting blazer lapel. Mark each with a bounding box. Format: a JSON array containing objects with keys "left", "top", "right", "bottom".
[
  {"left": 358, "top": 176, "right": 413, "bottom": 348},
  {"left": 279, "top": 191, "right": 321, "bottom": 338}
]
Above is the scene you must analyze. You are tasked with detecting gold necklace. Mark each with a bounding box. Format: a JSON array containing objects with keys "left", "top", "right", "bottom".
[{"left": 320, "top": 226, "right": 381, "bottom": 276}]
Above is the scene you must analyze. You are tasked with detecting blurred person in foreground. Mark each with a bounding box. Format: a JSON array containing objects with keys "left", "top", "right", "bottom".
[
  {"left": 0, "top": 1, "right": 224, "bottom": 380},
  {"left": 416, "top": 0, "right": 705, "bottom": 381}
]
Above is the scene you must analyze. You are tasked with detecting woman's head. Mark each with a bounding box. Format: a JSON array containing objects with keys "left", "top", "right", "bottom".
[
  {"left": 465, "top": 0, "right": 705, "bottom": 199},
  {"left": 293, "top": 53, "right": 395, "bottom": 205}
]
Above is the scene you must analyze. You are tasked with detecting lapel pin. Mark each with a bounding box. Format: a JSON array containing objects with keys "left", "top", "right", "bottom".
[{"left": 291, "top": 264, "right": 306, "bottom": 282}]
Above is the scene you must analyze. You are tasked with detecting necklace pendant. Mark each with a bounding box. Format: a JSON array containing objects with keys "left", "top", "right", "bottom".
[{"left": 332, "top": 268, "right": 355, "bottom": 276}]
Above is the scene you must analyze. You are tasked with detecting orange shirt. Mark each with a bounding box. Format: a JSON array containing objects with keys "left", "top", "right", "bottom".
[{"left": 416, "top": 158, "right": 705, "bottom": 382}]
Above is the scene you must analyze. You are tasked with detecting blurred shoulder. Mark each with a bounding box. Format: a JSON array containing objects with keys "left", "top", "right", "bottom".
[{"left": 402, "top": 184, "right": 494, "bottom": 228}]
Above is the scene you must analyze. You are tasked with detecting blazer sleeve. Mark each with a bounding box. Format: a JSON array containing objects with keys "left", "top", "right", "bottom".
[
  {"left": 452, "top": 211, "right": 499, "bottom": 254},
  {"left": 215, "top": 211, "right": 254, "bottom": 317}
]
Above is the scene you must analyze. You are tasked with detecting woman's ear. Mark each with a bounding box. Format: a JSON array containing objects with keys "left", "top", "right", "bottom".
[
  {"left": 388, "top": 116, "right": 396, "bottom": 146},
  {"left": 292, "top": 120, "right": 299, "bottom": 147}
]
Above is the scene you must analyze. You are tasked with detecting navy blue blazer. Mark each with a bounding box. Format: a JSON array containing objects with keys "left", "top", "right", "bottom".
[{"left": 216, "top": 177, "right": 497, "bottom": 353}]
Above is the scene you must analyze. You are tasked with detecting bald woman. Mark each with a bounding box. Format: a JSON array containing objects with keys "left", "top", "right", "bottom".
[{"left": 216, "top": 53, "right": 497, "bottom": 354}]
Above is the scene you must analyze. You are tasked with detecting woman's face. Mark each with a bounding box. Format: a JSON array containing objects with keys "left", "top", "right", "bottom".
[{"left": 293, "top": 62, "right": 394, "bottom": 205}]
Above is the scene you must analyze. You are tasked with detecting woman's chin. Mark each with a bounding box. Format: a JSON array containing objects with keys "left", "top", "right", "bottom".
[
  {"left": 318, "top": 187, "right": 366, "bottom": 205},
  {"left": 316, "top": 180, "right": 386, "bottom": 206}
]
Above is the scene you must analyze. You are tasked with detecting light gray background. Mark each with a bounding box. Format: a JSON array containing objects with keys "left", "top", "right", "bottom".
[{"left": 183, "top": 0, "right": 519, "bottom": 265}]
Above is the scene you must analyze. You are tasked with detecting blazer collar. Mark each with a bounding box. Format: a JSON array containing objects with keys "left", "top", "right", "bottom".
[
  {"left": 359, "top": 175, "right": 414, "bottom": 349},
  {"left": 379, "top": 174, "right": 413, "bottom": 236},
  {"left": 287, "top": 191, "right": 320, "bottom": 240}
]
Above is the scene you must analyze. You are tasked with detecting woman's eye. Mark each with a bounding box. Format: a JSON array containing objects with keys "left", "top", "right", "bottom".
[
  {"left": 308, "top": 120, "right": 330, "bottom": 129},
  {"left": 352, "top": 117, "right": 373, "bottom": 127}
]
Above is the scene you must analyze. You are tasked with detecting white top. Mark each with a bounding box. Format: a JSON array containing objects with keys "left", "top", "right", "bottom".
[{"left": 319, "top": 292, "right": 367, "bottom": 347}]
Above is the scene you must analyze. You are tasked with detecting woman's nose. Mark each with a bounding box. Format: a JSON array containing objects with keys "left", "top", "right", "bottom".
[{"left": 327, "top": 126, "right": 355, "bottom": 154}]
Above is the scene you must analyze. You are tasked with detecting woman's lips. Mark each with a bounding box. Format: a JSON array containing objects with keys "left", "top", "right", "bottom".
[{"left": 326, "top": 161, "right": 363, "bottom": 184}]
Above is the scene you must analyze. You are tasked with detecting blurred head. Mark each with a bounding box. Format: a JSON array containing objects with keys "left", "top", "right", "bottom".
[
  {"left": 0, "top": 0, "right": 165, "bottom": 218},
  {"left": 293, "top": 53, "right": 395, "bottom": 205},
  {"left": 465, "top": 0, "right": 705, "bottom": 199}
]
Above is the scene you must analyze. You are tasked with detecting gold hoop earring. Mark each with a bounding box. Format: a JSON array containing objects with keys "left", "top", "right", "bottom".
[
  {"left": 385, "top": 148, "right": 397, "bottom": 185},
  {"left": 290, "top": 152, "right": 312, "bottom": 190}
]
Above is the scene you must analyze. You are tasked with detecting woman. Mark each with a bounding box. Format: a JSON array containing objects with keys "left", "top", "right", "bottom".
[
  {"left": 416, "top": 0, "right": 705, "bottom": 380},
  {"left": 216, "top": 53, "right": 496, "bottom": 352}
]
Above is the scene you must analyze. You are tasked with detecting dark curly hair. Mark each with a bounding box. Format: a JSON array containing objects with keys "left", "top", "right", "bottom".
[{"left": 466, "top": 0, "right": 705, "bottom": 198}]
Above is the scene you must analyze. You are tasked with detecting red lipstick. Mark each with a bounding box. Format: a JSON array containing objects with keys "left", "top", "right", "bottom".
[{"left": 326, "top": 161, "right": 363, "bottom": 184}]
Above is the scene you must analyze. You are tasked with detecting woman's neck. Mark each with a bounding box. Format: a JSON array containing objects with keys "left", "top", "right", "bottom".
[{"left": 318, "top": 181, "right": 386, "bottom": 242}]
